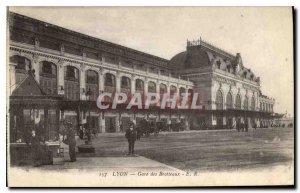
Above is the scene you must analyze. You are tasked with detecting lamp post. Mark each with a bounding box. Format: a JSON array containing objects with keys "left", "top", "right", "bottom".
[
  {"left": 85, "top": 88, "right": 93, "bottom": 144},
  {"left": 77, "top": 88, "right": 95, "bottom": 153}
]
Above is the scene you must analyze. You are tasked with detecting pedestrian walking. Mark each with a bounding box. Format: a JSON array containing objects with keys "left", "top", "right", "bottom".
[{"left": 125, "top": 123, "right": 137, "bottom": 155}]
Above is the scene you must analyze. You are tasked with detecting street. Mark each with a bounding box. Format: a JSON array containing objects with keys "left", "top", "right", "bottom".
[{"left": 77, "top": 127, "right": 294, "bottom": 172}]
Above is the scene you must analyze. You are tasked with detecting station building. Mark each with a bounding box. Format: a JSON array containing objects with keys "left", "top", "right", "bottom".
[{"left": 8, "top": 12, "right": 276, "bottom": 143}]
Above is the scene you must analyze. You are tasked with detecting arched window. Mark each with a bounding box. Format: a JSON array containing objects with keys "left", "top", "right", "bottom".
[
  {"left": 179, "top": 87, "right": 186, "bottom": 96},
  {"left": 40, "top": 61, "right": 56, "bottom": 76},
  {"left": 104, "top": 73, "right": 116, "bottom": 87},
  {"left": 10, "top": 55, "right": 31, "bottom": 85},
  {"left": 148, "top": 81, "right": 156, "bottom": 93},
  {"left": 40, "top": 61, "right": 57, "bottom": 95},
  {"left": 64, "top": 66, "right": 80, "bottom": 100},
  {"left": 135, "top": 79, "right": 144, "bottom": 91},
  {"left": 64, "top": 66, "right": 79, "bottom": 81},
  {"left": 226, "top": 92, "right": 233, "bottom": 109},
  {"left": 235, "top": 94, "right": 241, "bottom": 109},
  {"left": 250, "top": 96, "right": 255, "bottom": 110},
  {"left": 216, "top": 90, "right": 223, "bottom": 110},
  {"left": 170, "top": 85, "right": 177, "bottom": 96},
  {"left": 243, "top": 96, "right": 248, "bottom": 110},
  {"left": 121, "top": 76, "right": 131, "bottom": 89},
  {"left": 86, "top": 70, "right": 99, "bottom": 100},
  {"left": 160, "top": 83, "right": 167, "bottom": 94}
]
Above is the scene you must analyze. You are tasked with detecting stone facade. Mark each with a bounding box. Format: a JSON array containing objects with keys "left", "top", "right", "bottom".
[{"left": 8, "top": 12, "right": 276, "bottom": 133}]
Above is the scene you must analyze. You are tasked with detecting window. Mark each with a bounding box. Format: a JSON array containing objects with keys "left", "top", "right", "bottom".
[
  {"left": 148, "top": 81, "right": 156, "bottom": 93},
  {"left": 121, "top": 76, "right": 131, "bottom": 89},
  {"left": 216, "top": 90, "right": 223, "bottom": 110},
  {"left": 135, "top": 79, "right": 144, "bottom": 91},
  {"left": 160, "top": 83, "right": 167, "bottom": 94},
  {"left": 250, "top": 96, "right": 255, "bottom": 110},
  {"left": 104, "top": 73, "right": 116, "bottom": 87},
  {"left": 236, "top": 94, "right": 241, "bottom": 109},
  {"left": 226, "top": 92, "right": 233, "bottom": 109},
  {"left": 11, "top": 55, "right": 31, "bottom": 71},
  {"left": 41, "top": 61, "right": 57, "bottom": 76},
  {"left": 64, "top": 66, "right": 79, "bottom": 81},
  {"left": 170, "top": 85, "right": 177, "bottom": 95},
  {"left": 86, "top": 70, "right": 98, "bottom": 84},
  {"left": 244, "top": 96, "right": 248, "bottom": 110}
]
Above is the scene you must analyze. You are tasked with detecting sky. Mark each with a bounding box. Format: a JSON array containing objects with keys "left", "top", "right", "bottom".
[{"left": 9, "top": 7, "right": 294, "bottom": 116}]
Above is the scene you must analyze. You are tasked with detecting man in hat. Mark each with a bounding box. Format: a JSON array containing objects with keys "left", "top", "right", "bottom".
[
  {"left": 125, "top": 123, "right": 137, "bottom": 155},
  {"left": 65, "top": 122, "right": 77, "bottom": 162}
]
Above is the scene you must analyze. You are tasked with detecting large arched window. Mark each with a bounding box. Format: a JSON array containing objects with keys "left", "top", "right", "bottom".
[
  {"left": 104, "top": 73, "right": 116, "bottom": 87},
  {"left": 135, "top": 79, "right": 144, "bottom": 92},
  {"left": 121, "top": 76, "right": 131, "bottom": 89},
  {"left": 148, "top": 81, "right": 156, "bottom": 93},
  {"left": 250, "top": 96, "right": 255, "bottom": 110},
  {"left": 170, "top": 85, "right": 177, "bottom": 96},
  {"left": 226, "top": 92, "right": 233, "bottom": 109},
  {"left": 160, "top": 83, "right": 167, "bottom": 94},
  {"left": 10, "top": 55, "right": 31, "bottom": 85},
  {"left": 216, "top": 90, "right": 223, "bottom": 110},
  {"left": 64, "top": 66, "right": 80, "bottom": 100},
  {"left": 86, "top": 70, "right": 99, "bottom": 100},
  {"left": 40, "top": 61, "right": 57, "bottom": 95},
  {"left": 235, "top": 94, "right": 241, "bottom": 109},
  {"left": 243, "top": 96, "right": 249, "bottom": 110}
]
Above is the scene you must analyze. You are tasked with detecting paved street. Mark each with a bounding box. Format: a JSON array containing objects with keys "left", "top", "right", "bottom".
[{"left": 74, "top": 127, "right": 294, "bottom": 172}]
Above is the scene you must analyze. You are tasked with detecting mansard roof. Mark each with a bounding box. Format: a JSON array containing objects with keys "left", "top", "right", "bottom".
[{"left": 9, "top": 12, "right": 169, "bottom": 69}]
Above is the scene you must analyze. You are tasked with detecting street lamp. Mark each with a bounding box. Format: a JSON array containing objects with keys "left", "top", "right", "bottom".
[
  {"left": 85, "top": 88, "right": 93, "bottom": 144},
  {"left": 77, "top": 88, "right": 95, "bottom": 153}
]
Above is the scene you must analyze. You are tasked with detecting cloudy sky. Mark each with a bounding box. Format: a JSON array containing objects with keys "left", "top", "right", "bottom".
[{"left": 9, "top": 7, "right": 293, "bottom": 115}]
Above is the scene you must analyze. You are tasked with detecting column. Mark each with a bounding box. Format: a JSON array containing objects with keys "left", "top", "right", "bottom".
[
  {"left": 116, "top": 72, "right": 120, "bottom": 93},
  {"left": 99, "top": 112, "right": 105, "bottom": 133},
  {"left": 58, "top": 61, "right": 65, "bottom": 95},
  {"left": 9, "top": 64, "right": 17, "bottom": 94},
  {"left": 185, "top": 117, "right": 190, "bottom": 130},
  {"left": 99, "top": 69, "right": 104, "bottom": 94},
  {"left": 80, "top": 65, "right": 86, "bottom": 100},
  {"left": 115, "top": 116, "right": 120, "bottom": 132},
  {"left": 32, "top": 54, "right": 40, "bottom": 83},
  {"left": 131, "top": 76, "right": 135, "bottom": 95}
]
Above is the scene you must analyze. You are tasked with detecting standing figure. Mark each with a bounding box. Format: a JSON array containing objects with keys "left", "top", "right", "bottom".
[
  {"left": 31, "top": 129, "right": 44, "bottom": 167},
  {"left": 66, "top": 122, "right": 77, "bottom": 162},
  {"left": 125, "top": 123, "right": 137, "bottom": 155}
]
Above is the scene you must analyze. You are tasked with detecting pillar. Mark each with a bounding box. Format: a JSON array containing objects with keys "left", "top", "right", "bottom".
[
  {"left": 58, "top": 61, "right": 65, "bottom": 95},
  {"left": 185, "top": 117, "right": 190, "bottom": 130},
  {"left": 131, "top": 76, "right": 135, "bottom": 95},
  {"left": 99, "top": 69, "right": 104, "bottom": 94},
  {"left": 9, "top": 63, "right": 17, "bottom": 94},
  {"left": 99, "top": 112, "right": 105, "bottom": 133},
  {"left": 32, "top": 56, "right": 40, "bottom": 83},
  {"left": 115, "top": 116, "right": 120, "bottom": 132},
  {"left": 116, "top": 72, "right": 120, "bottom": 93},
  {"left": 80, "top": 66, "right": 86, "bottom": 100}
]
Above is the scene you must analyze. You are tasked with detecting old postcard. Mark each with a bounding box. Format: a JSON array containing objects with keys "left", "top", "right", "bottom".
[{"left": 7, "top": 6, "right": 294, "bottom": 187}]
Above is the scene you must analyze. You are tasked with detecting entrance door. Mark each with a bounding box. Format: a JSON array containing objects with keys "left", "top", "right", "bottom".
[{"left": 105, "top": 117, "right": 116, "bottom": 133}]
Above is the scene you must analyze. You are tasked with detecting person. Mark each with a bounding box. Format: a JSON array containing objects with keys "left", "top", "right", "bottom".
[
  {"left": 31, "top": 129, "right": 44, "bottom": 167},
  {"left": 65, "top": 122, "right": 77, "bottom": 162},
  {"left": 125, "top": 123, "right": 137, "bottom": 155}
]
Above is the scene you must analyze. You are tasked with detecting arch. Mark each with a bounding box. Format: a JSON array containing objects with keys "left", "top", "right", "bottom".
[
  {"left": 10, "top": 55, "right": 31, "bottom": 85},
  {"left": 135, "top": 79, "right": 144, "bottom": 91},
  {"left": 64, "top": 65, "right": 79, "bottom": 81},
  {"left": 179, "top": 87, "right": 186, "bottom": 95},
  {"left": 64, "top": 65, "right": 80, "bottom": 100},
  {"left": 216, "top": 89, "right": 223, "bottom": 110},
  {"left": 160, "top": 83, "right": 167, "bottom": 94},
  {"left": 86, "top": 69, "right": 99, "bottom": 99},
  {"left": 148, "top": 81, "right": 156, "bottom": 93},
  {"left": 39, "top": 61, "right": 57, "bottom": 95},
  {"left": 170, "top": 85, "right": 177, "bottom": 96},
  {"left": 235, "top": 94, "right": 242, "bottom": 109},
  {"left": 250, "top": 96, "right": 255, "bottom": 110},
  {"left": 243, "top": 95, "right": 249, "bottom": 110},
  {"left": 121, "top": 76, "right": 131, "bottom": 89},
  {"left": 104, "top": 73, "right": 116, "bottom": 87},
  {"left": 226, "top": 91, "right": 233, "bottom": 109}
]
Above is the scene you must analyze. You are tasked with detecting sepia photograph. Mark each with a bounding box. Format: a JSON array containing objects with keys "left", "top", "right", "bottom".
[{"left": 6, "top": 6, "right": 294, "bottom": 187}]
